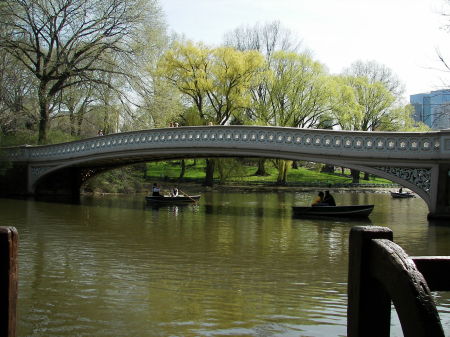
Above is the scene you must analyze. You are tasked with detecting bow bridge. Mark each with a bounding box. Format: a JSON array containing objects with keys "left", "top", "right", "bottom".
[{"left": 2, "top": 126, "right": 450, "bottom": 218}]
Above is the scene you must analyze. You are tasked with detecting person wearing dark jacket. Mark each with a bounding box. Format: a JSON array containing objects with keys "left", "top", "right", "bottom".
[{"left": 323, "top": 190, "right": 336, "bottom": 206}]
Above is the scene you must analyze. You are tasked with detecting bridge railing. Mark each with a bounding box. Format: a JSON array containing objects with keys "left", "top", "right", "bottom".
[
  {"left": 2, "top": 126, "right": 448, "bottom": 163},
  {"left": 348, "top": 226, "right": 449, "bottom": 337}
]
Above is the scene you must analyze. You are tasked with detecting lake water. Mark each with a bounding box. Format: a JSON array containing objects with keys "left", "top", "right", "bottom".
[{"left": 0, "top": 190, "right": 449, "bottom": 336}]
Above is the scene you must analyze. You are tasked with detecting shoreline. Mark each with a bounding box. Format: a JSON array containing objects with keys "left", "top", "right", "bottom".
[{"left": 84, "top": 181, "right": 403, "bottom": 196}]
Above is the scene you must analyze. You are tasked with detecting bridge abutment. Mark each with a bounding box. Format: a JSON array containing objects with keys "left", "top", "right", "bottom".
[
  {"left": 428, "top": 164, "right": 450, "bottom": 220},
  {"left": 0, "top": 164, "right": 30, "bottom": 196},
  {"left": 33, "top": 167, "right": 83, "bottom": 197}
]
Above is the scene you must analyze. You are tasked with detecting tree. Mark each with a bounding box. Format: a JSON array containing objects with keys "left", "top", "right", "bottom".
[
  {"left": 0, "top": 0, "right": 153, "bottom": 143},
  {"left": 158, "top": 42, "right": 266, "bottom": 124},
  {"left": 379, "top": 104, "right": 430, "bottom": 132},
  {"left": 224, "top": 21, "right": 303, "bottom": 176},
  {"left": 158, "top": 42, "right": 266, "bottom": 186},
  {"left": 223, "top": 20, "right": 303, "bottom": 64},
  {"left": 205, "top": 47, "right": 266, "bottom": 125},
  {"left": 264, "top": 51, "right": 332, "bottom": 184},
  {"left": 336, "top": 76, "right": 396, "bottom": 131},
  {"left": 157, "top": 41, "right": 210, "bottom": 120},
  {"left": 331, "top": 73, "right": 398, "bottom": 183},
  {"left": 343, "top": 60, "right": 404, "bottom": 99},
  {"left": 0, "top": 50, "right": 37, "bottom": 136},
  {"left": 267, "top": 51, "right": 331, "bottom": 128}
]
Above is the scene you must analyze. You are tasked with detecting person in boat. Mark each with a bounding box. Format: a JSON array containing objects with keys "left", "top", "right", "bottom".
[
  {"left": 311, "top": 191, "right": 325, "bottom": 206},
  {"left": 152, "top": 183, "right": 162, "bottom": 196},
  {"left": 399, "top": 187, "right": 403, "bottom": 193},
  {"left": 323, "top": 190, "right": 336, "bottom": 206},
  {"left": 171, "top": 187, "right": 179, "bottom": 197}
]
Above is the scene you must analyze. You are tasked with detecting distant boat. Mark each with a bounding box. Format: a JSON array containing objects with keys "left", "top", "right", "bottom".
[
  {"left": 292, "top": 205, "right": 374, "bottom": 218},
  {"left": 390, "top": 192, "right": 415, "bottom": 199},
  {"left": 145, "top": 195, "right": 200, "bottom": 204}
]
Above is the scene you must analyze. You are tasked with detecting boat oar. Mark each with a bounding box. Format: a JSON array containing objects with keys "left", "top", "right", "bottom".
[{"left": 178, "top": 188, "right": 197, "bottom": 203}]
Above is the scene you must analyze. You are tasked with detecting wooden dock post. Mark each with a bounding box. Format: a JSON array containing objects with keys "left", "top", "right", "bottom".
[
  {"left": 348, "top": 226, "right": 446, "bottom": 337},
  {"left": 0, "top": 227, "right": 18, "bottom": 337},
  {"left": 347, "top": 226, "right": 393, "bottom": 337}
]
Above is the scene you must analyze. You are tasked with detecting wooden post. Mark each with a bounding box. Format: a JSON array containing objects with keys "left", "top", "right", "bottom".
[
  {"left": 0, "top": 227, "right": 18, "bottom": 337},
  {"left": 347, "top": 226, "right": 393, "bottom": 337}
]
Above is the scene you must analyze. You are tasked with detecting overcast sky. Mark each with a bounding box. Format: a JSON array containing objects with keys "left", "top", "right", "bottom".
[{"left": 160, "top": 0, "right": 450, "bottom": 101}]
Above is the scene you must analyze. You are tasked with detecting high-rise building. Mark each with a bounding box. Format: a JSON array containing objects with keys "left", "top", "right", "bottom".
[{"left": 410, "top": 89, "right": 450, "bottom": 130}]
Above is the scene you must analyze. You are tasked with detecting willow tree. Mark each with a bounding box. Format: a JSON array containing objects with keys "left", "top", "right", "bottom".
[
  {"left": 331, "top": 75, "right": 397, "bottom": 182},
  {"left": 264, "top": 51, "right": 332, "bottom": 184},
  {"left": 158, "top": 42, "right": 266, "bottom": 124},
  {"left": 0, "top": 0, "right": 155, "bottom": 143},
  {"left": 224, "top": 21, "right": 303, "bottom": 176},
  {"left": 158, "top": 42, "right": 266, "bottom": 185},
  {"left": 157, "top": 41, "right": 210, "bottom": 120}
]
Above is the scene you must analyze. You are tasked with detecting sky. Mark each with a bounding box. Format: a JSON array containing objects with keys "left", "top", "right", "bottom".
[{"left": 160, "top": 0, "right": 450, "bottom": 102}]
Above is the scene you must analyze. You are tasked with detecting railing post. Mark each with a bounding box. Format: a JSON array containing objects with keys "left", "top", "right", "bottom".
[
  {"left": 0, "top": 227, "right": 18, "bottom": 337},
  {"left": 347, "top": 226, "right": 393, "bottom": 337}
]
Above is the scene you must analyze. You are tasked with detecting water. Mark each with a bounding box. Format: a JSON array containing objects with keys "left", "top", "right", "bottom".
[{"left": 0, "top": 190, "right": 449, "bottom": 336}]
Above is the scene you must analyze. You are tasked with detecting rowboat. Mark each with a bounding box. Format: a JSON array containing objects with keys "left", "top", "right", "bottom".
[
  {"left": 292, "top": 204, "right": 374, "bottom": 218},
  {"left": 145, "top": 195, "right": 201, "bottom": 204},
  {"left": 390, "top": 192, "right": 415, "bottom": 199}
]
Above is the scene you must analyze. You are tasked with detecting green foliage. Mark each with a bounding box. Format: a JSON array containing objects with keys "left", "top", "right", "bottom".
[
  {"left": 216, "top": 158, "right": 247, "bottom": 183},
  {"left": 333, "top": 75, "right": 396, "bottom": 131},
  {"left": 157, "top": 41, "right": 267, "bottom": 125},
  {"left": 0, "top": 130, "right": 38, "bottom": 146},
  {"left": 145, "top": 160, "right": 393, "bottom": 186},
  {"left": 83, "top": 165, "right": 146, "bottom": 194},
  {"left": 267, "top": 51, "right": 331, "bottom": 127},
  {"left": 0, "top": 129, "right": 81, "bottom": 147},
  {"left": 379, "top": 104, "right": 431, "bottom": 131}
]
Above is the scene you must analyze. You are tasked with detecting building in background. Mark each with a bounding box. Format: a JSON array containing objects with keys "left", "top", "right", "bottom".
[{"left": 410, "top": 89, "right": 450, "bottom": 130}]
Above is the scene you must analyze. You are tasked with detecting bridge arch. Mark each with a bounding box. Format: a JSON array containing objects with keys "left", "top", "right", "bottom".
[
  {"left": 3, "top": 126, "right": 450, "bottom": 218},
  {"left": 33, "top": 150, "right": 432, "bottom": 206}
]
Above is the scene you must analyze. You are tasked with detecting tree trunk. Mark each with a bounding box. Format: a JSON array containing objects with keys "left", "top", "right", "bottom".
[
  {"left": 292, "top": 161, "right": 299, "bottom": 169},
  {"left": 254, "top": 159, "right": 268, "bottom": 176},
  {"left": 321, "top": 164, "right": 334, "bottom": 173},
  {"left": 282, "top": 161, "right": 289, "bottom": 183},
  {"left": 76, "top": 108, "right": 85, "bottom": 136},
  {"left": 276, "top": 160, "right": 289, "bottom": 185},
  {"left": 179, "top": 160, "right": 186, "bottom": 179},
  {"left": 204, "top": 159, "right": 215, "bottom": 187},
  {"left": 37, "top": 86, "right": 49, "bottom": 144},
  {"left": 69, "top": 110, "right": 76, "bottom": 136},
  {"left": 363, "top": 172, "right": 370, "bottom": 181},
  {"left": 351, "top": 169, "right": 360, "bottom": 184}
]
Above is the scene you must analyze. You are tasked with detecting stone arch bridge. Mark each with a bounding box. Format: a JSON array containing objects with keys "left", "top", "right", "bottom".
[{"left": 2, "top": 126, "right": 450, "bottom": 218}]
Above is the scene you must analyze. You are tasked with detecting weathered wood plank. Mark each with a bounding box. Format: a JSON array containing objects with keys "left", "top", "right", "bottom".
[
  {"left": 0, "top": 227, "right": 18, "bottom": 337},
  {"left": 370, "top": 239, "right": 444, "bottom": 337}
]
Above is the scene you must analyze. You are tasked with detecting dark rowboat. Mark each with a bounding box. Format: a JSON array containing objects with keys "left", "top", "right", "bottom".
[
  {"left": 145, "top": 195, "right": 200, "bottom": 204},
  {"left": 390, "top": 192, "right": 415, "bottom": 199},
  {"left": 292, "top": 205, "right": 374, "bottom": 218}
]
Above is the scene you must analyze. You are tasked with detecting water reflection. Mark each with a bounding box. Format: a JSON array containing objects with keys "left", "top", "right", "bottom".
[{"left": 0, "top": 191, "right": 448, "bottom": 337}]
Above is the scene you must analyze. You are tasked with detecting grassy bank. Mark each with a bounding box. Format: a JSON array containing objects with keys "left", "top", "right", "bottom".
[
  {"left": 83, "top": 160, "right": 397, "bottom": 194},
  {"left": 145, "top": 159, "right": 396, "bottom": 188}
]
